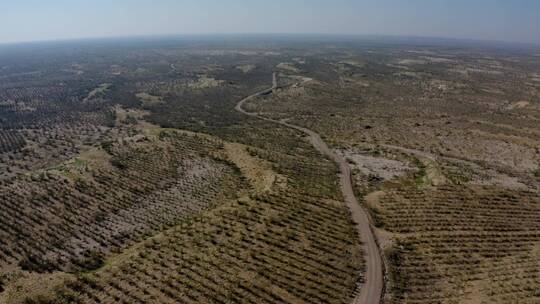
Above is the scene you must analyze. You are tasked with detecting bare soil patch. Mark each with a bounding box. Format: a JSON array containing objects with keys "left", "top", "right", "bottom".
[
  {"left": 188, "top": 75, "right": 224, "bottom": 89},
  {"left": 136, "top": 92, "right": 164, "bottom": 107},
  {"left": 383, "top": 145, "right": 447, "bottom": 186},
  {"left": 340, "top": 150, "right": 414, "bottom": 181},
  {"left": 277, "top": 62, "right": 301, "bottom": 73},
  {"left": 236, "top": 64, "right": 256, "bottom": 73},
  {"left": 83, "top": 83, "right": 111, "bottom": 102},
  {"left": 505, "top": 100, "right": 530, "bottom": 110},
  {"left": 223, "top": 142, "right": 284, "bottom": 193}
]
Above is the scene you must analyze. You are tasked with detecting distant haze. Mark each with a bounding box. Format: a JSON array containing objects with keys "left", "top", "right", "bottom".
[{"left": 1, "top": 0, "right": 539, "bottom": 45}]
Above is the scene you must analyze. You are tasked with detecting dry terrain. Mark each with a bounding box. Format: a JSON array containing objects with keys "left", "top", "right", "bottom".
[
  {"left": 1, "top": 36, "right": 539, "bottom": 304},
  {"left": 248, "top": 42, "right": 540, "bottom": 304}
]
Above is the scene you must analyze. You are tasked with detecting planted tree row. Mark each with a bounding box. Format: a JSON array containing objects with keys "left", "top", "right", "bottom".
[{"left": 0, "top": 132, "right": 243, "bottom": 274}]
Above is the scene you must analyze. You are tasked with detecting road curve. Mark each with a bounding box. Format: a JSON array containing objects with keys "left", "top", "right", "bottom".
[{"left": 235, "top": 74, "right": 384, "bottom": 304}]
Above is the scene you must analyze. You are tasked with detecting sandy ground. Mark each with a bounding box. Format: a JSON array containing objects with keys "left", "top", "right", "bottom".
[
  {"left": 505, "top": 100, "right": 530, "bottom": 110},
  {"left": 339, "top": 150, "right": 414, "bottom": 181},
  {"left": 236, "top": 64, "right": 256, "bottom": 73},
  {"left": 223, "top": 142, "right": 284, "bottom": 193}
]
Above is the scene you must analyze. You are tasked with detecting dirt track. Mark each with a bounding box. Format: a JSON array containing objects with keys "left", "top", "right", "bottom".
[{"left": 235, "top": 73, "right": 384, "bottom": 304}]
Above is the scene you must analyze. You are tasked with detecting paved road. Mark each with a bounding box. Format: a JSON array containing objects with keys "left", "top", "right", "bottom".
[{"left": 235, "top": 74, "right": 384, "bottom": 304}]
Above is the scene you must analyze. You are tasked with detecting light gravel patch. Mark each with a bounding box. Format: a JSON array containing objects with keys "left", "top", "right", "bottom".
[
  {"left": 339, "top": 150, "right": 415, "bottom": 181},
  {"left": 277, "top": 62, "right": 300, "bottom": 73},
  {"left": 188, "top": 75, "right": 224, "bottom": 89},
  {"left": 236, "top": 64, "right": 256, "bottom": 73}
]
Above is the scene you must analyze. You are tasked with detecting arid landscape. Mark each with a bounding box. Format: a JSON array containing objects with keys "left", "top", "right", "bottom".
[{"left": 0, "top": 36, "right": 539, "bottom": 304}]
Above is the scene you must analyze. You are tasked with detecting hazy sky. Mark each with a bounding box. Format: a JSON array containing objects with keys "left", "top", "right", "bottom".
[{"left": 1, "top": 0, "right": 539, "bottom": 44}]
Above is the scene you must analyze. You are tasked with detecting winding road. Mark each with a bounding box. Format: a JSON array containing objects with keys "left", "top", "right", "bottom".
[{"left": 235, "top": 74, "right": 384, "bottom": 304}]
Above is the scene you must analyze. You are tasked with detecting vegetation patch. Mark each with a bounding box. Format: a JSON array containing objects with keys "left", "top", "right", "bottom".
[
  {"left": 136, "top": 92, "right": 164, "bottom": 107},
  {"left": 83, "top": 83, "right": 111, "bottom": 102}
]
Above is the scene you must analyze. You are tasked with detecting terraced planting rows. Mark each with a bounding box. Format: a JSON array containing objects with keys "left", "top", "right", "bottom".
[
  {"left": 47, "top": 191, "right": 362, "bottom": 304},
  {"left": 375, "top": 186, "right": 540, "bottom": 233},
  {"left": 6, "top": 38, "right": 539, "bottom": 304},
  {"left": 375, "top": 185, "right": 540, "bottom": 303},
  {"left": 0, "top": 125, "right": 117, "bottom": 180},
  {"left": 0, "top": 98, "right": 116, "bottom": 130},
  {"left": 21, "top": 119, "right": 364, "bottom": 304},
  {"left": 1, "top": 47, "right": 367, "bottom": 303},
  {"left": 0, "top": 131, "right": 242, "bottom": 275},
  {"left": 0, "top": 130, "right": 25, "bottom": 153},
  {"left": 0, "top": 103, "right": 126, "bottom": 181},
  {"left": 241, "top": 50, "right": 540, "bottom": 304}
]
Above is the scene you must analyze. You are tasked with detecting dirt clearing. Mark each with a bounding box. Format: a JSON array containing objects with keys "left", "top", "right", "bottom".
[{"left": 223, "top": 142, "right": 284, "bottom": 193}]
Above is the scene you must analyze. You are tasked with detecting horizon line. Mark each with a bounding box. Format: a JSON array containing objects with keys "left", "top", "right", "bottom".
[{"left": 1, "top": 32, "right": 539, "bottom": 48}]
